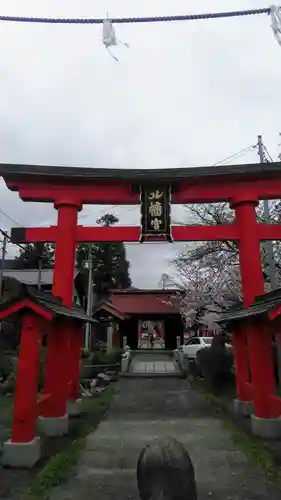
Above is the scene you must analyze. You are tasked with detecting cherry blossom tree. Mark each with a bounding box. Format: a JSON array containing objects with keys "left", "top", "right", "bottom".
[{"left": 164, "top": 200, "right": 280, "bottom": 331}]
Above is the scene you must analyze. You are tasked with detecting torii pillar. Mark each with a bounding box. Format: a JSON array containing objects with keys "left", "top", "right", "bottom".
[
  {"left": 230, "top": 195, "right": 265, "bottom": 416},
  {"left": 39, "top": 197, "right": 83, "bottom": 434}
]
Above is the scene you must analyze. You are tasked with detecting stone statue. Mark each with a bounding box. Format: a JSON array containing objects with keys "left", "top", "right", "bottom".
[{"left": 137, "top": 437, "right": 197, "bottom": 500}]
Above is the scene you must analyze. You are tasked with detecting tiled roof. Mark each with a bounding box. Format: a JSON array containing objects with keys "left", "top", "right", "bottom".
[
  {"left": 1, "top": 162, "right": 281, "bottom": 182},
  {"left": 2, "top": 269, "right": 54, "bottom": 285},
  {"left": 92, "top": 300, "right": 129, "bottom": 321},
  {"left": 217, "top": 288, "right": 281, "bottom": 324},
  {"left": 111, "top": 290, "right": 181, "bottom": 315},
  {"left": 2, "top": 268, "right": 79, "bottom": 285},
  {"left": 0, "top": 280, "right": 96, "bottom": 323},
  {"left": 3, "top": 259, "right": 23, "bottom": 270}
]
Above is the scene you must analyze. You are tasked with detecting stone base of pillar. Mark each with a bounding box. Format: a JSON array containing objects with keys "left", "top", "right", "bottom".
[
  {"left": 37, "top": 414, "right": 68, "bottom": 436},
  {"left": 1, "top": 437, "right": 40, "bottom": 468},
  {"left": 251, "top": 415, "right": 281, "bottom": 439},
  {"left": 67, "top": 398, "right": 82, "bottom": 417},
  {"left": 233, "top": 399, "right": 253, "bottom": 417}
]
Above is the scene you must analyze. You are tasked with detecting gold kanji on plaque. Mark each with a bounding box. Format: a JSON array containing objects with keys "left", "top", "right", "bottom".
[
  {"left": 148, "top": 190, "right": 163, "bottom": 201},
  {"left": 140, "top": 184, "right": 172, "bottom": 242},
  {"left": 148, "top": 201, "right": 163, "bottom": 218},
  {"left": 151, "top": 218, "right": 162, "bottom": 231}
]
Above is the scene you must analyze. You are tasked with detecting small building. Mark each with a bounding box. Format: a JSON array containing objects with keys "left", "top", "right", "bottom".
[
  {"left": 91, "top": 289, "right": 184, "bottom": 350},
  {"left": 0, "top": 268, "right": 88, "bottom": 350}
]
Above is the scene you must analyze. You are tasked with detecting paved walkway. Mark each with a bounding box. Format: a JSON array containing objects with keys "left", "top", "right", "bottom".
[
  {"left": 130, "top": 352, "right": 180, "bottom": 375},
  {"left": 50, "top": 379, "right": 281, "bottom": 500}
]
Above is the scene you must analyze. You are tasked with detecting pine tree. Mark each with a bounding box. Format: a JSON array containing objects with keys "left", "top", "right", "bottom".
[
  {"left": 76, "top": 213, "right": 131, "bottom": 294},
  {"left": 15, "top": 243, "right": 54, "bottom": 269}
]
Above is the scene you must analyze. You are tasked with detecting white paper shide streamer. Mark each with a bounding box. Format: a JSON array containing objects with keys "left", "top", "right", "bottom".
[
  {"left": 270, "top": 5, "right": 281, "bottom": 46},
  {"left": 102, "top": 18, "right": 117, "bottom": 48},
  {"left": 102, "top": 17, "right": 129, "bottom": 61}
]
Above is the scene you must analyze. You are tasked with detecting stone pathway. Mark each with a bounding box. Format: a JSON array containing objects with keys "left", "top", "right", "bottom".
[
  {"left": 131, "top": 360, "right": 177, "bottom": 374},
  {"left": 49, "top": 379, "right": 281, "bottom": 500},
  {"left": 130, "top": 352, "right": 179, "bottom": 375}
]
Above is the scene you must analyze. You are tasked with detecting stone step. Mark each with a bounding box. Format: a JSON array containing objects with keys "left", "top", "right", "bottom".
[
  {"left": 131, "top": 360, "right": 178, "bottom": 373},
  {"left": 120, "top": 372, "right": 184, "bottom": 378}
]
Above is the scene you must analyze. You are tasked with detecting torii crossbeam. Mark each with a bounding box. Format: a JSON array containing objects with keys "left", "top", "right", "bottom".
[{"left": 10, "top": 223, "right": 281, "bottom": 244}]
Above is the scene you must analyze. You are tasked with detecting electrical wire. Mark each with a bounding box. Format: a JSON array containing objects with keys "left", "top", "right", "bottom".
[
  {"left": 212, "top": 144, "right": 257, "bottom": 166},
  {"left": 0, "top": 228, "right": 26, "bottom": 252},
  {"left": 0, "top": 207, "right": 22, "bottom": 227},
  {"left": 0, "top": 8, "right": 270, "bottom": 25},
  {"left": 262, "top": 143, "right": 274, "bottom": 163}
]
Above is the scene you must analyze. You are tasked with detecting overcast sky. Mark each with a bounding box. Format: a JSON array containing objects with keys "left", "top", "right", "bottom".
[{"left": 0, "top": 0, "right": 280, "bottom": 287}]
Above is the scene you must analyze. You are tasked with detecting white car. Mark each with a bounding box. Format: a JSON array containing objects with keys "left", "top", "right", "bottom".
[{"left": 181, "top": 337, "right": 213, "bottom": 359}]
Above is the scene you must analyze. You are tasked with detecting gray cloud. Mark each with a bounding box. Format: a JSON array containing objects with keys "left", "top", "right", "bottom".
[{"left": 0, "top": 0, "right": 280, "bottom": 286}]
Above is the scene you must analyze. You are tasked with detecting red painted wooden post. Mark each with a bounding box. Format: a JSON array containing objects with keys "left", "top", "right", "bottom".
[
  {"left": 68, "top": 322, "right": 84, "bottom": 401},
  {"left": 52, "top": 200, "right": 81, "bottom": 306},
  {"left": 138, "top": 321, "right": 142, "bottom": 347},
  {"left": 12, "top": 313, "right": 42, "bottom": 443},
  {"left": 41, "top": 322, "right": 70, "bottom": 418},
  {"left": 232, "top": 198, "right": 264, "bottom": 306},
  {"left": 232, "top": 327, "right": 251, "bottom": 402},
  {"left": 247, "top": 320, "right": 278, "bottom": 418},
  {"left": 43, "top": 199, "right": 81, "bottom": 419},
  {"left": 231, "top": 197, "right": 264, "bottom": 405}
]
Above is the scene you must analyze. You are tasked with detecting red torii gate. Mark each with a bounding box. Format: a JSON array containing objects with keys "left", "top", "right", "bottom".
[{"left": 2, "top": 161, "right": 281, "bottom": 440}]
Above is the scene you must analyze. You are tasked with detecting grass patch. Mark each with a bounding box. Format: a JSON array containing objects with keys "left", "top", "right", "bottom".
[
  {"left": 21, "top": 387, "right": 115, "bottom": 500},
  {"left": 0, "top": 394, "right": 13, "bottom": 411},
  {"left": 0, "top": 394, "right": 14, "bottom": 427},
  {"left": 202, "top": 389, "right": 281, "bottom": 481},
  {"left": 222, "top": 418, "right": 281, "bottom": 481}
]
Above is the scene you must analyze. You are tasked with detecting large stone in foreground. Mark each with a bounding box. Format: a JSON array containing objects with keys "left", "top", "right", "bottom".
[{"left": 137, "top": 437, "right": 197, "bottom": 500}]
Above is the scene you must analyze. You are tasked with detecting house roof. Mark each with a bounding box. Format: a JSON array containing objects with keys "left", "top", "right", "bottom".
[
  {"left": 92, "top": 300, "right": 129, "bottom": 321},
  {"left": 2, "top": 269, "right": 54, "bottom": 285},
  {"left": 110, "top": 289, "right": 181, "bottom": 315},
  {"left": 0, "top": 279, "right": 96, "bottom": 323},
  {"left": 3, "top": 259, "right": 23, "bottom": 270},
  {"left": 0, "top": 162, "right": 281, "bottom": 183},
  {"left": 2, "top": 268, "right": 80, "bottom": 286},
  {"left": 110, "top": 288, "right": 184, "bottom": 295},
  {"left": 217, "top": 288, "right": 281, "bottom": 324}
]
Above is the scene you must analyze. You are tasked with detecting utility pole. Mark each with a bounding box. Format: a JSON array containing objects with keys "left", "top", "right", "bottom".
[
  {"left": 85, "top": 245, "right": 93, "bottom": 351},
  {"left": 258, "top": 135, "right": 281, "bottom": 389},
  {"left": 257, "top": 135, "right": 277, "bottom": 290},
  {"left": 37, "top": 258, "right": 42, "bottom": 290},
  {"left": 0, "top": 232, "right": 7, "bottom": 301}
]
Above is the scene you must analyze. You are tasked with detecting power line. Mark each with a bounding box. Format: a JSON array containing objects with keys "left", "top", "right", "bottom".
[
  {"left": 0, "top": 8, "right": 270, "bottom": 25},
  {"left": 262, "top": 143, "right": 274, "bottom": 163},
  {"left": 0, "top": 207, "right": 22, "bottom": 226},
  {"left": 212, "top": 144, "right": 257, "bottom": 166},
  {"left": 0, "top": 228, "right": 25, "bottom": 252}
]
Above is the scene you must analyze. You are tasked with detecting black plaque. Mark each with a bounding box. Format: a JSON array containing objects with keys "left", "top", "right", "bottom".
[
  {"left": 95, "top": 313, "right": 113, "bottom": 323},
  {"left": 140, "top": 185, "right": 172, "bottom": 242}
]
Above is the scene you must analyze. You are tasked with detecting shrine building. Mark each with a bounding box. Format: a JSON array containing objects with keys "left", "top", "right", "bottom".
[{"left": 91, "top": 288, "right": 184, "bottom": 350}]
